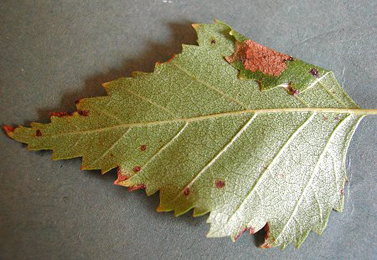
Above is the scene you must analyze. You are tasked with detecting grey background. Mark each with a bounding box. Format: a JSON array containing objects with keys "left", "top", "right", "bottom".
[{"left": 1, "top": 0, "right": 376, "bottom": 259}]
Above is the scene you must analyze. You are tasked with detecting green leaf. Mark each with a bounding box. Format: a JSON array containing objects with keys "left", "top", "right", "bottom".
[{"left": 4, "top": 20, "right": 377, "bottom": 249}]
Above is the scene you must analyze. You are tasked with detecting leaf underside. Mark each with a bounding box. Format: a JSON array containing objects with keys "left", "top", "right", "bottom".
[{"left": 5, "top": 20, "right": 373, "bottom": 249}]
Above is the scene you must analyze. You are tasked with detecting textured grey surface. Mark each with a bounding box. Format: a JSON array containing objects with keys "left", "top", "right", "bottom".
[{"left": 0, "top": 0, "right": 376, "bottom": 259}]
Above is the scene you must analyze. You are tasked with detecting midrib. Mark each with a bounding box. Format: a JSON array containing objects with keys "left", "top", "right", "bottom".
[{"left": 44, "top": 107, "right": 377, "bottom": 137}]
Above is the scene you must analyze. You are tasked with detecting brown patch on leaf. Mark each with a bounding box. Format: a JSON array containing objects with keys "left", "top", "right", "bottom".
[
  {"left": 285, "top": 82, "right": 300, "bottom": 95},
  {"left": 50, "top": 111, "right": 70, "bottom": 118},
  {"left": 3, "top": 125, "right": 15, "bottom": 137},
  {"left": 166, "top": 55, "right": 175, "bottom": 63},
  {"left": 140, "top": 144, "right": 147, "bottom": 151},
  {"left": 183, "top": 187, "right": 190, "bottom": 196},
  {"left": 309, "top": 68, "right": 319, "bottom": 77},
  {"left": 128, "top": 184, "right": 146, "bottom": 192},
  {"left": 133, "top": 166, "right": 141, "bottom": 173},
  {"left": 114, "top": 167, "right": 130, "bottom": 185},
  {"left": 78, "top": 110, "right": 89, "bottom": 116},
  {"left": 226, "top": 40, "right": 292, "bottom": 76},
  {"left": 36, "top": 129, "right": 42, "bottom": 137},
  {"left": 215, "top": 179, "right": 225, "bottom": 188}
]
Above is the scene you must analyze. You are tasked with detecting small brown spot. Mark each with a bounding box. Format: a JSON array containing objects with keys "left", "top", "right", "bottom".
[
  {"left": 285, "top": 82, "right": 300, "bottom": 95},
  {"left": 133, "top": 166, "right": 141, "bottom": 173},
  {"left": 334, "top": 117, "right": 340, "bottom": 121},
  {"left": 140, "top": 144, "right": 147, "bottom": 151},
  {"left": 36, "top": 129, "right": 42, "bottom": 137},
  {"left": 340, "top": 188, "right": 344, "bottom": 195},
  {"left": 183, "top": 187, "right": 190, "bottom": 196},
  {"left": 75, "top": 100, "right": 80, "bottom": 105},
  {"left": 211, "top": 39, "right": 216, "bottom": 44},
  {"left": 215, "top": 179, "right": 225, "bottom": 188},
  {"left": 110, "top": 153, "right": 114, "bottom": 157},
  {"left": 226, "top": 40, "right": 292, "bottom": 76},
  {"left": 309, "top": 68, "right": 319, "bottom": 77},
  {"left": 78, "top": 110, "right": 89, "bottom": 116},
  {"left": 324, "top": 117, "right": 329, "bottom": 121},
  {"left": 281, "top": 174, "right": 285, "bottom": 178},
  {"left": 128, "top": 184, "right": 146, "bottom": 192}
]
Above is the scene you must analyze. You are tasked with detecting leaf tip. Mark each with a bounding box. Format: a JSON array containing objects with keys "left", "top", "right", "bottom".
[
  {"left": 114, "top": 167, "right": 129, "bottom": 185},
  {"left": 3, "top": 125, "right": 15, "bottom": 138}
]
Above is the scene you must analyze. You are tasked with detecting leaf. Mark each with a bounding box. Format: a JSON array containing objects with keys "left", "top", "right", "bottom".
[{"left": 4, "top": 20, "right": 377, "bottom": 249}]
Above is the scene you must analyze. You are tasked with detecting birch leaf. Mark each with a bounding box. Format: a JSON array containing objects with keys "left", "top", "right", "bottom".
[{"left": 4, "top": 20, "right": 377, "bottom": 249}]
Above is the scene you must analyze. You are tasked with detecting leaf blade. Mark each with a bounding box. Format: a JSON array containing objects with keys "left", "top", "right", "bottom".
[{"left": 5, "top": 20, "right": 377, "bottom": 249}]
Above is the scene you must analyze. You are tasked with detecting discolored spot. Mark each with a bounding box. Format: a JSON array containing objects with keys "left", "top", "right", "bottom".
[
  {"left": 340, "top": 188, "right": 344, "bottom": 195},
  {"left": 114, "top": 166, "right": 130, "bottom": 185},
  {"left": 334, "top": 117, "right": 340, "bottom": 121},
  {"left": 309, "top": 68, "right": 319, "bottom": 77},
  {"left": 75, "top": 100, "right": 80, "bottom": 105},
  {"left": 226, "top": 40, "right": 292, "bottom": 76},
  {"left": 3, "top": 125, "right": 15, "bottom": 137},
  {"left": 166, "top": 54, "right": 175, "bottom": 63},
  {"left": 215, "top": 179, "right": 225, "bottom": 188},
  {"left": 211, "top": 39, "right": 216, "bottom": 44},
  {"left": 36, "top": 129, "right": 42, "bottom": 137},
  {"left": 183, "top": 187, "right": 190, "bottom": 196},
  {"left": 324, "top": 117, "right": 329, "bottom": 121},
  {"left": 50, "top": 111, "right": 71, "bottom": 117},
  {"left": 78, "top": 110, "right": 89, "bottom": 116},
  {"left": 128, "top": 184, "right": 146, "bottom": 192},
  {"left": 285, "top": 82, "right": 300, "bottom": 95},
  {"left": 140, "top": 144, "right": 147, "bottom": 151},
  {"left": 133, "top": 166, "right": 141, "bottom": 173}
]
